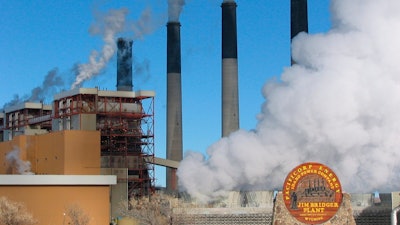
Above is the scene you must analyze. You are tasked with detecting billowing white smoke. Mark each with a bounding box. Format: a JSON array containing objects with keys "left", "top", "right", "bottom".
[
  {"left": 6, "top": 147, "right": 34, "bottom": 175},
  {"left": 177, "top": 0, "right": 400, "bottom": 202},
  {"left": 71, "top": 8, "right": 128, "bottom": 89},
  {"left": 71, "top": 7, "right": 161, "bottom": 89}
]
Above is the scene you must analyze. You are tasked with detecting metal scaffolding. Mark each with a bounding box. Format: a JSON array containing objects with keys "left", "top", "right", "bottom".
[{"left": 51, "top": 88, "right": 156, "bottom": 197}]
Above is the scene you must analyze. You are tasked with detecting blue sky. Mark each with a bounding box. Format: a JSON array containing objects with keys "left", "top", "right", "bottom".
[{"left": 0, "top": 0, "right": 330, "bottom": 186}]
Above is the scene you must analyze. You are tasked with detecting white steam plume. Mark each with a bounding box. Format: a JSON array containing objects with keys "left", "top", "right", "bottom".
[
  {"left": 6, "top": 147, "right": 34, "bottom": 175},
  {"left": 177, "top": 0, "right": 400, "bottom": 202},
  {"left": 131, "top": 7, "right": 164, "bottom": 41},
  {"left": 71, "top": 8, "right": 128, "bottom": 89},
  {"left": 71, "top": 7, "right": 161, "bottom": 89},
  {"left": 168, "top": 0, "right": 185, "bottom": 22}
]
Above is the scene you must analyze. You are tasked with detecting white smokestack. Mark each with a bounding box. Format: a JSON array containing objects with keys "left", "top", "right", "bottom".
[
  {"left": 6, "top": 147, "right": 34, "bottom": 175},
  {"left": 177, "top": 0, "right": 400, "bottom": 202}
]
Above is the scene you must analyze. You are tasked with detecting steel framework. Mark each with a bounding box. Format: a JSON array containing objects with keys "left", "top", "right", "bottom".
[{"left": 52, "top": 89, "right": 155, "bottom": 197}]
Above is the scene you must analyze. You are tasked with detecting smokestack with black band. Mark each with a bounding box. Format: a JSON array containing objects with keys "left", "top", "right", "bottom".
[
  {"left": 117, "top": 38, "right": 133, "bottom": 91},
  {"left": 221, "top": 1, "right": 239, "bottom": 137},
  {"left": 166, "top": 21, "right": 182, "bottom": 192},
  {"left": 291, "top": 0, "right": 308, "bottom": 65}
]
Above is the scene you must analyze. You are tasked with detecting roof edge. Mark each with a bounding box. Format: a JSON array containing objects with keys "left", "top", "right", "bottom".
[{"left": 0, "top": 175, "right": 117, "bottom": 185}]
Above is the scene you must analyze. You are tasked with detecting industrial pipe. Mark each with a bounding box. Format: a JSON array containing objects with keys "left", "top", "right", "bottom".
[{"left": 391, "top": 205, "right": 400, "bottom": 225}]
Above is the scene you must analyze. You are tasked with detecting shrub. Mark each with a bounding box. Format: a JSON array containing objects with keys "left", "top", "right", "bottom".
[{"left": 0, "top": 196, "right": 37, "bottom": 225}]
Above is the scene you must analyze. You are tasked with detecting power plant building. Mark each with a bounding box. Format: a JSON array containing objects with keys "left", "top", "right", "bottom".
[
  {"left": 0, "top": 88, "right": 155, "bottom": 197},
  {"left": 0, "top": 35, "right": 156, "bottom": 224}
]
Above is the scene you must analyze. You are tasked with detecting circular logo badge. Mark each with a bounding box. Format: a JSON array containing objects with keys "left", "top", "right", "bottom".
[{"left": 283, "top": 162, "right": 343, "bottom": 224}]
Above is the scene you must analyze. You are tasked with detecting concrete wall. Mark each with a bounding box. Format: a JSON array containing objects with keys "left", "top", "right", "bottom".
[{"left": 101, "top": 168, "right": 128, "bottom": 218}]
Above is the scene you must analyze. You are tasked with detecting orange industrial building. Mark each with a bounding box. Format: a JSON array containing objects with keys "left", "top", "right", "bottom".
[
  {"left": 0, "top": 87, "right": 155, "bottom": 224},
  {"left": 0, "top": 88, "right": 155, "bottom": 194},
  {"left": 0, "top": 130, "right": 117, "bottom": 224}
]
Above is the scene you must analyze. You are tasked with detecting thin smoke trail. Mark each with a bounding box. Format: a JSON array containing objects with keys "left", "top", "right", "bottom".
[
  {"left": 168, "top": 0, "right": 185, "bottom": 22},
  {"left": 1, "top": 68, "right": 64, "bottom": 110}
]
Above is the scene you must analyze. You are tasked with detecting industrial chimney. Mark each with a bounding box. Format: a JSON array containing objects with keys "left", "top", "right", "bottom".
[
  {"left": 291, "top": 0, "right": 308, "bottom": 65},
  {"left": 117, "top": 38, "right": 133, "bottom": 91},
  {"left": 221, "top": 1, "right": 239, "bottom": 137},
  {"left": 166, "top": 21, "right": 183, "bottom": 192}
]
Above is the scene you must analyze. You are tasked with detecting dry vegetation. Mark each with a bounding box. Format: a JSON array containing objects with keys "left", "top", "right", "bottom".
[
  {"left": 117, "top": 193, "right": 200, "bottom": 225},
  {"left": 118, "top": 193, "right": 180, "bottom": 225},
  {"left": 0, "top": 196, "right": 37, "bottom": 225},
  {"left": 65, "top": 204, "right": 91, "bottom": 225}
]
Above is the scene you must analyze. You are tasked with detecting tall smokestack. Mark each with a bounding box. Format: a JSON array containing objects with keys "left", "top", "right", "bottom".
[
  {"left": 117, "top": 38, "right": 133, "bottom": 91},
  {"left": 291, "top": 0, "right": 308, "bottom": 65},
  {"left": 166, "top": 21, "right": 182, "bottom": 192},
  {"left": 221, "top": 1, "right": 239, "bottom": 137}
]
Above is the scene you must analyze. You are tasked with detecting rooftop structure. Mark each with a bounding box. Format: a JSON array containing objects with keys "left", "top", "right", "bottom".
[{"left": 2, "top": 102, "right": 52, "bottom": 141}]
